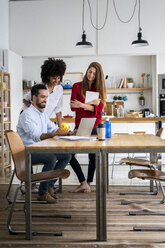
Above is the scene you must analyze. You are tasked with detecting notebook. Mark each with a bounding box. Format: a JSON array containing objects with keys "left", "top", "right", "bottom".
[
  {"left": 85, "top": 91, "right": 99, "bottom": 103},
  {"left": 76, "top": 118, "right": 96, "bottom": 137}
]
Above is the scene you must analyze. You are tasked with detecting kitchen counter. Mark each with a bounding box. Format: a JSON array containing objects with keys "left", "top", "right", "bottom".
[{"left": 50, "top": 117, "right": 165, "bottom": 123}]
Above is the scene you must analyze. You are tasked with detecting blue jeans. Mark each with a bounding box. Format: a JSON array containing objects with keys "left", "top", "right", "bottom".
[{"left": 31, "top": 153, "right": 71, "bottom": 195}]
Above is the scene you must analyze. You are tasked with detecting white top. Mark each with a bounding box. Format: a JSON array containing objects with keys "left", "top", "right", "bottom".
[{"left": 22, "top": 85, "right": 63, "bottom": 118}]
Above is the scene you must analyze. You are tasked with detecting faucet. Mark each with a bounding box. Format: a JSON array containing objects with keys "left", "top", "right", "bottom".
[{"left": 111, "top": 101, "right": 115, "bottom": 117}]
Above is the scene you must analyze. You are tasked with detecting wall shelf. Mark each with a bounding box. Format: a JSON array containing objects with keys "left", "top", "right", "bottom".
[
  {"left": 0, "top": 70, "right": 12, "bottom": 177},
  {"left": 63, "top": 87, "right": 152, "bottom": 93}
]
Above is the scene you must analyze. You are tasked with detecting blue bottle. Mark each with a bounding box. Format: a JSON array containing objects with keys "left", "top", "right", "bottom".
[{"left": 104, "top": 117, "right": 111, "bottom": 138}]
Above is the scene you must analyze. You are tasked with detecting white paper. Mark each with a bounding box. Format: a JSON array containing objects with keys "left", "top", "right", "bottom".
[
  {"left": 54, "top": 136, "right": 96, "bottom": 141},
  {"left": 85, "top": 91, "right": 99, "bottom": 103}
]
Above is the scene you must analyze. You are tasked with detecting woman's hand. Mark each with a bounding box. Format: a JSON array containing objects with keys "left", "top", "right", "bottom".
[
  {"left": 70, "top": 100, "right": 84, "bottom": 108},
  {"left": 87, "top": 98, "right": 101, "bottom": 106},
  {"left": 23, "top": 99, "right": 31, "bottom": 107}
]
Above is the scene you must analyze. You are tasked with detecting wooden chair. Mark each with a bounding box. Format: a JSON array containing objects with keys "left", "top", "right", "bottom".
[
  {"left": 119, "top": 128, "right": 164, "bottom": 198},
  {"left": 6, "top": 130, "right": 70, "bottom": 236},
  {"left": 127, "top": 169, "right": 165, "bottom": 231}
]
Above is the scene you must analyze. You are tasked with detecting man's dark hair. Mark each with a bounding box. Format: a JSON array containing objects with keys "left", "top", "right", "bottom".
[
  {"left": 31, "top": 84, "right": 47, "bottom": 98},
  {"left": 41, "top": 57, "right": 66, "bottom": 84}
]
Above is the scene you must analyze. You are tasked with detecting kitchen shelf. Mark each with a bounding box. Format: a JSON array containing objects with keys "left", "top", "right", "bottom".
[
  {"left": 107, "top": 88, "right": 152, "bottom": 91},
  {"left": 63, "top": 87, "right": 152, "bottom": 92}
]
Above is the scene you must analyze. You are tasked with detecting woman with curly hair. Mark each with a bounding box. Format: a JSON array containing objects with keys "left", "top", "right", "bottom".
[
  {"left": 22, "top": 58, "right": 66, "bottom": 127},
  {"left": 70, "top": 62, "right": 106, "bottom": 193}
]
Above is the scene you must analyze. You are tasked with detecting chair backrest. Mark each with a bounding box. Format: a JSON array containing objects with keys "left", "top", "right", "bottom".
[
  {"left": 156, "top": 127, "right": 163, "bottom": 138},
  {"left": 6, "top": 130, "right": 25, "bottom": 182}
]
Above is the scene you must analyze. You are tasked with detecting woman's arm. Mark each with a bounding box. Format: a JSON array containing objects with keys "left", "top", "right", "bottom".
[
  {"left": 70, "top": 99, "right": 94, "bottom": 112},
  {"left": 23, "top": 99, "right": 31, "bottom": 107},
  {"left": 56, "top": 112, "right": 62, "bottom": 127}
]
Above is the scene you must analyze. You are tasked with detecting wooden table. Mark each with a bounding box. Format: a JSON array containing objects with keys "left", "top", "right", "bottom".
[
  {"left": 25, "top": 138, "right": 106, "bottom": 240},
  {"left": 25, "top": 134, "right": 165, "bottom": 241}
]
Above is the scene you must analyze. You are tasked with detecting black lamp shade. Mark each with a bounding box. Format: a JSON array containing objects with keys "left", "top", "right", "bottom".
[
  {"left": 131, "top": 31, "right": 149, "bottom": 47},
  {"left": 76, "top": 33, "right": 93, "bottom": 48}
]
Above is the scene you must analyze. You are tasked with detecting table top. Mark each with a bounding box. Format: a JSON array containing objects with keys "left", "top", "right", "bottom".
[
  {"left": 25, "top": 137, "right": 101, "bottom": 150},
  {"left": 101, "top": 134, "right": 165, "bottom": 150},
  {"left": 25, "top": 134, "right": 165, "bottom": 151}
]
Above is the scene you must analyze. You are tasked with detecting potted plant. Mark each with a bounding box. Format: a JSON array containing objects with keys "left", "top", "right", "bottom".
[
  {"left": 139, "top": 94, "right": 145, "bottom": 106},
  {"left": 23, "top": 79, "right": 27, "bottom": 90},
  {"left": 127, "top": 78, "right": 134, "bottom": 88}
]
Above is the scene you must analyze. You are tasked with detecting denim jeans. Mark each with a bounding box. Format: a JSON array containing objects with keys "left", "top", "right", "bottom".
[{"left": 31, "top": 153, "right": 71, "bottom": 195}]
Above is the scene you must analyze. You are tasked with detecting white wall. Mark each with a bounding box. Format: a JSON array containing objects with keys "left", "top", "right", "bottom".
[
  {"left": 9, "top": 0, "right": 165, "bottom": 56},
  {"left": 5, "top": 50, "right": 23, "bottom": 131},
  {"left": 9, "top": 0, "right": 96, "bottom": 56},
  {"left": 98, "top": 0, "right": 165, "bottom": 55},
  {"left": 0, "top": 0, "right": 9, "bottom": 50},
  {"left": 157, "top": 54, "right": 165, "bottom": 74}
]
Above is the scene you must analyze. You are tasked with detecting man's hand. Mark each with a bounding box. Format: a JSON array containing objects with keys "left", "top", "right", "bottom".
[
  {"left": 67, "top": 129, "right": 77, "bottom": 136},
  {"left": 52, "top": 127, "right": 70, "bottom": 136}
]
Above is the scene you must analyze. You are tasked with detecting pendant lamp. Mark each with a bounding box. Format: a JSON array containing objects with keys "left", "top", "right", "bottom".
[
  {"left": 131, "top": 0, "right": 149, "bottom": 47},
  {"left": 76, "top": 0, "right": 93, "bottom": 48}
]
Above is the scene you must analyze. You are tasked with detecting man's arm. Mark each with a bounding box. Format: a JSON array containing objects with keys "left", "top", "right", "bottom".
[{"left": 40, "top": 126, "right": 69, "bottom": 140}]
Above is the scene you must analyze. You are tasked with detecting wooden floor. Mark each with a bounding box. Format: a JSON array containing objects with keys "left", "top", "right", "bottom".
[{"left": 1, "top": 184, "right": 165, "bottom": 247}]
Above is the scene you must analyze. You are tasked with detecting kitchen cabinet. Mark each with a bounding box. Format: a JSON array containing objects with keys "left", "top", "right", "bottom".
[{"left": 0, "top": 70, "right": 12, "bottom": 177}]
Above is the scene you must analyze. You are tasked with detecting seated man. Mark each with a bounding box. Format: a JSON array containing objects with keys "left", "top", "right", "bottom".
[{"left": 17, "top": 84, "right": 71, "bottom": 203}]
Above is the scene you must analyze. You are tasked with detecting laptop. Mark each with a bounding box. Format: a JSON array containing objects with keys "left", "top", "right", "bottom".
[{"left": 76, "top": 118, "right": 96, "bottom": 137}]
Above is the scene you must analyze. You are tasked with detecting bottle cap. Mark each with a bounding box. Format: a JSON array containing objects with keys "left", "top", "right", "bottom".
[{"left": 97, "top": 123, "right": 105, "bottom": 128}]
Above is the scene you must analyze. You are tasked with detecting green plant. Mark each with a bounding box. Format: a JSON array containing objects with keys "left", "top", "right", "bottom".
[
  {"left": 127, "top": 78, "right": 134, "bottom": 83},
  {"left": 139, "top": 95, "right": 145, "bottom": 100}
]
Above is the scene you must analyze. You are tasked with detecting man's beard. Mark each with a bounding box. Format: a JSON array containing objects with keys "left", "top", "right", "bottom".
[{"left": 36, "top": 101, "right": 46, "bottom": 109}]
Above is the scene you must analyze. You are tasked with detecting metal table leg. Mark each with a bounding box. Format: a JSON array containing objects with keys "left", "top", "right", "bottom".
[{"left": 96, "top": 150, "right": 107, "bottom": 241}]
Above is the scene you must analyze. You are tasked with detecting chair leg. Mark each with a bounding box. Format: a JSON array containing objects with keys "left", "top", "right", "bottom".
[
  {"left": 120, "top": 179, "right": 159, "bottom": 196},
  {"left": 129, "top": 182, "right": 165, "bottom": 215},
  {"left": 122, "top": 181, "right": 165, "bottom": 205},
  {"left": 107, "top": 153, "right": 109, "bottom": 193},
  {"left": 8, "top": 185, "right": 63, "bottom": 236},
  {"left": 6, "top": 169, "right": 15, "bottom": 204},
  {"left": 58, "top": 178, "right": 62, "bottom": 193},
  {"left": 32, "top": 213, "right": 71, "bottom": 218},
  {"left": 111, "top": 153, "right": 116, "bottom": 179},
  {"left": 134, "top": 226, "right": 165, "bottom": 231},
  {"left": 7, "top": 185, "right": 22, "bottom": 234}
]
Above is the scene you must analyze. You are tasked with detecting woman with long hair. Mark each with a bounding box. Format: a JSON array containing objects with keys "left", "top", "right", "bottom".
[{"left": 70, "top": 62, "right": 106, "bottom": 193}]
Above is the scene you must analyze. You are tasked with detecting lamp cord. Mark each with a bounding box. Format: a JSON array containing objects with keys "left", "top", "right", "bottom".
[
  {"left": 82, "top": 0, "right": 85, "bottom": 32},
  {"left": 138, "top": 0, "right": 141, "bottom": 31},
  {"left": 113, "top": 0, "right": 137, "bottom": 23},
  {"left": 87, "top": 0, "right": 109, "bottom": 30}
]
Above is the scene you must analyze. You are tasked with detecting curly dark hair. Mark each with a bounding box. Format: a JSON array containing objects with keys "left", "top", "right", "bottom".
[{"left": 41, "top": 58, "right": 66, "bottom": 84}]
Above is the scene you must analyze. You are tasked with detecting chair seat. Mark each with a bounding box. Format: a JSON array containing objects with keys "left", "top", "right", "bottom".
[
  {"left": 31, "top": 169, "right": 70, "bottom": 183},
  {"left": 120, "top": 157, "right": 153, "bottom": 167},
  {"left": 128, "top": 169, "right": 165, "bottom": 181}
]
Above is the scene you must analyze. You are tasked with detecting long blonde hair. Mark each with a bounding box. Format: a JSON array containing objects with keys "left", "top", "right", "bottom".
[{"left": 81, "top": 62, "right": 106, "bottom": 106}]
